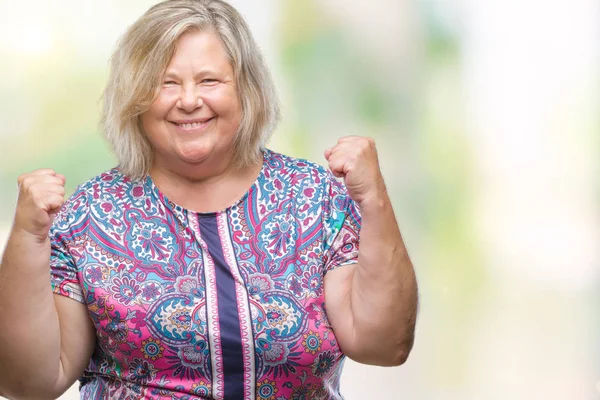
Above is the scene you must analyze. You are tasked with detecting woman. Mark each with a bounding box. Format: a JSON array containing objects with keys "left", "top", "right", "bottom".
[{"left": 0, "top": 0, "right": 418, "bottom": 399}]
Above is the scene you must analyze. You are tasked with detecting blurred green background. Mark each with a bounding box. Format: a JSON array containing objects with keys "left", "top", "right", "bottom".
[{"left": 1, "top": 0, "right": 598, "bottom": 399}]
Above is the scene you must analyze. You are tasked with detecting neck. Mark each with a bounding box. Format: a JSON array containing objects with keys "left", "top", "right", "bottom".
[{"left": 150, "top": 153, "right": 263, "bottom": 213}]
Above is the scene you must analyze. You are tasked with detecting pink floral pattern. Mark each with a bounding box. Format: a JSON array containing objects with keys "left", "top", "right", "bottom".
[{"left": 49, "top": 150, "right": 361, "bottom": 399}]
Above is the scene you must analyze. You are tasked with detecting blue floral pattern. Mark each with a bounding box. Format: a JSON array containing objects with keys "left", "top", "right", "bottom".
[{"left": 50, "top": 150, "right": 361, "bottom": 399}]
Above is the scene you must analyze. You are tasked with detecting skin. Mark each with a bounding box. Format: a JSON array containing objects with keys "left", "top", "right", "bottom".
[
  {"left": 0, "top": 170, "right": 95, "bottom": 398},
  {"left": 0, "top": 29, "right": 418, "bottom": 398},
  {"left": 323, "top": 137, "right": 418, "bottom": 365},
  {"left": 141, "top": 29, "right": 261, "bottom": 213}
]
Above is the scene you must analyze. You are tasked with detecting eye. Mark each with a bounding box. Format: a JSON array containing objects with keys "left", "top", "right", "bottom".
[
  {"left": 201, "top": 79, "right": 218, "bottom": 84},
  {"left": 163, "top": 80, "right": 177, "bottom": 85}
]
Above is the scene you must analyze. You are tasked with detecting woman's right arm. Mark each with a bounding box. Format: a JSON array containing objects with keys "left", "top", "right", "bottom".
[{"left": 0, "top": 170, "right": 96, "bottom": 399}]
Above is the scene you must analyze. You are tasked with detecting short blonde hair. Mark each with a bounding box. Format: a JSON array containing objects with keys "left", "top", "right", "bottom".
[{"left": 101, "top": 0, "right": 280, "bottom": 179}]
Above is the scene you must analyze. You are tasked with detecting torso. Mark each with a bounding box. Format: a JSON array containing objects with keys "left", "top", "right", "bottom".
[{"left": 50, "top": 149, "right": 361, "bottom": 399}]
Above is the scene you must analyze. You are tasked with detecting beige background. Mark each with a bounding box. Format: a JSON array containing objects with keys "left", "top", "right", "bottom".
[{"left": 0, "top": 0, "right": 599, "bottom": 399}]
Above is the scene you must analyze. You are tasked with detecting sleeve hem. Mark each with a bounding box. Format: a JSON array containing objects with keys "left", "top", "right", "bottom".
[
  {"left": 51, "top": 282, "right": 85, "bottom": 304},
  {"left": 324, "top": 260, "right": 358, "bottom": 275}
]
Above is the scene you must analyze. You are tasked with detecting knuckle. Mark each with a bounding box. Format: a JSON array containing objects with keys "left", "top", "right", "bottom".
[
  {"left": 52, "top": 197, "right": 65, "bottom": 209},
  {"left": 20, "top": 176, "right": 34, "bottom": 190},
  {"left": 17, "top": 174, "right": 28, "bottom": 184},
  {"left": 30, "top": 191, "right": 42, "bottom": 204}
]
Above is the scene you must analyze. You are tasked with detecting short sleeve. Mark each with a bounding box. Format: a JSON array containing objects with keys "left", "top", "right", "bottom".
[
  {"left": 322, "top": 174, "right": 362, "bottom": 274},
  {"left": 49, "top": 188, "right": 90, "bottom": 304}
]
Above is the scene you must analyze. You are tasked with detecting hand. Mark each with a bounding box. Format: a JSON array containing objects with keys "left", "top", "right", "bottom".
[
  {"left": 14, "top": 169, "right": 66, "bottom": 242},
  {"left": 325, "top": 136, "right": 385, "bottom": 205}
]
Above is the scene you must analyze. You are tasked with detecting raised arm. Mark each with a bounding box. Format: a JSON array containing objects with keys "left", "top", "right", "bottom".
[
  {"left": 323, "top": 137, "right": 418, "bottom": 366},
  {"left": 0, "top": 170, "right": 95, "bottom": 399}
]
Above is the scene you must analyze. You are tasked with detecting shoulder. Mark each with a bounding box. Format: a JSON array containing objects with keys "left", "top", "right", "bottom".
[
  {"left": 263, "top": 149, "right": 334, "bottom": 186},
  {"left": 75, "top": 168, "right": 140, "bottom": 199},
  {"left": 53, "top": 168, "right": 136, "bottom": 230},
  {"left": 262, "top": 149, "right": 353, "bottom": 214}
]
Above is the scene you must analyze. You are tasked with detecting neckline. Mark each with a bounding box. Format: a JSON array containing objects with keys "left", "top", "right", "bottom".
[{"left": 145, "top": 149, "right": 269, "bottom": 216}]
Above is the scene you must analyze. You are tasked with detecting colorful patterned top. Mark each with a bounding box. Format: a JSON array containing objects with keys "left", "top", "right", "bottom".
[{"left": 49, "top": 149, "right": 362, "bottom": 400}]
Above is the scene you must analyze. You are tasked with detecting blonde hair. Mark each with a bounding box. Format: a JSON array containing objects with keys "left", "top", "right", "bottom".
[{"left": 101, "top": 0, "right": 280, "bottom": 179}]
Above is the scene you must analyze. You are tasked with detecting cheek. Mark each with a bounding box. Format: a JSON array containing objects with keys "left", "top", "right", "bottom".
[
  {"left": 150, "top": 100, "right": 172, "bottom": 119},
  {"left": 147, "top": 91, "right": 177, "bottom": 119},
  {"left": 141, "top": 103, "right": 171, "bottom": 138},
  {"left": 205, "top": 88, "right": 241, "bottom": 119}
]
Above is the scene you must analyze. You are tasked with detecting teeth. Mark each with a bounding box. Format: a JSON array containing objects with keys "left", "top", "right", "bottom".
[{"left": 179, "top": 122, "right": 204, "bottom": 129}]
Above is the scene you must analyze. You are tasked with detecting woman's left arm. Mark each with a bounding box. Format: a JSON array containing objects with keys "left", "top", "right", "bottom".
[{"left": 323, "top": 136, "right": 418, "bottom": 366}]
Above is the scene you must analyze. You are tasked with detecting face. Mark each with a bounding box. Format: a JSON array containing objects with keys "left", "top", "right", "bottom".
[{"left": 141, "top": 29, "right": 242, "bottom": 175}]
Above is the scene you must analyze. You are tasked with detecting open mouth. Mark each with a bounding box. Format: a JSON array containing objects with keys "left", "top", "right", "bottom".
[{"left": 171, "top": 118, "right": 214, "bottom": 130}]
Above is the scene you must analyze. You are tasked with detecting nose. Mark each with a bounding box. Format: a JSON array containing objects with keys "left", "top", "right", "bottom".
[{"left": 177, "top": 84, "right": 203, "bottom": 112}]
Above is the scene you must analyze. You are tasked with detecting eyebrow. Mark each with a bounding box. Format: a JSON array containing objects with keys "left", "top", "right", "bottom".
[{"left": 163, "top": 69, "right": 219, "bottom": 80}]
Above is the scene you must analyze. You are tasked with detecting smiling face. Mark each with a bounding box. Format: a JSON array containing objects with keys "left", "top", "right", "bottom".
[{"left": 141, "top": 29, "right": 242, "bottom": 177}]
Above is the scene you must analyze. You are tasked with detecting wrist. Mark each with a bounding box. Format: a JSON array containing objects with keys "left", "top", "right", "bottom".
[
  {"left": 357, "top": 185, "right": 389, "bottom": 209},
  {"left": 10, "top": 223, "right": 51, "bottom": 247}
]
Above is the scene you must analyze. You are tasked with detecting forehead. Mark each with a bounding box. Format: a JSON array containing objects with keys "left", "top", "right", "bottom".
[{"left": 166, "top": 29, "right": 233, "bottom": 73}]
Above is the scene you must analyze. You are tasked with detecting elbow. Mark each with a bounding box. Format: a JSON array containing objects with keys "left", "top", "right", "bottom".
[
  {"left": 390, "top": 332, "right": 415, "bottom": 366},
  {"left": 0, "top": 376, "right": 67, "bottom": 400},
  {"left": 393, "top": 331, "right": 416, "bottom": 365},
  {"left": 0, "top": 387, "right": 66, "bottom": 400},
  {"left": 344, "top": 334, "right": 415, "bottom": 367},
  {"left": 0, "top": 383, "right": 27, "bottom": 400},
  {"left": 375, "top": 338, "right": 414, "bottom": 367},
  {"left": 384, "top": 330, "right": 416, "bottom": 366},
  {"left": 0, "top": 376, "right": 21, "bottom": 399},
  {"left": 387, "top": 343, "right": 412, "bottom": 366}
]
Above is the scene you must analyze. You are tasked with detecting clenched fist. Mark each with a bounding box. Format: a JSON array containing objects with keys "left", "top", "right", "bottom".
[
  {"left": 325, "top": 136, "right": 386, "bottom": 205},
  {"left": 14, "top": 169, "right": 66, "bottom": 242}
]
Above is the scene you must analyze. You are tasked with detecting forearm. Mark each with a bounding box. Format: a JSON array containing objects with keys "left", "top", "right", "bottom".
[
  {"left": 350, "top": 190, "right": 418, "bottom": 364},
  {"left": 0, "top": 227, "right": 63, "bottom": 397}
]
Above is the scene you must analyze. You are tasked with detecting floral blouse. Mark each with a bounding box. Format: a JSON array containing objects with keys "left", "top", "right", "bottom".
[{"left": 50, "top": 149, "right": 361, "bottom": 399}]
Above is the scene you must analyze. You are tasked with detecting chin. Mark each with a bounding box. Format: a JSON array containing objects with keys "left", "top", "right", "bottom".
[
  {"left": 179, "top": 152, "right": 210, "bottom": 164},
  {"left": 176, "top": 143, "right": 212, "bottom": 161}
]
